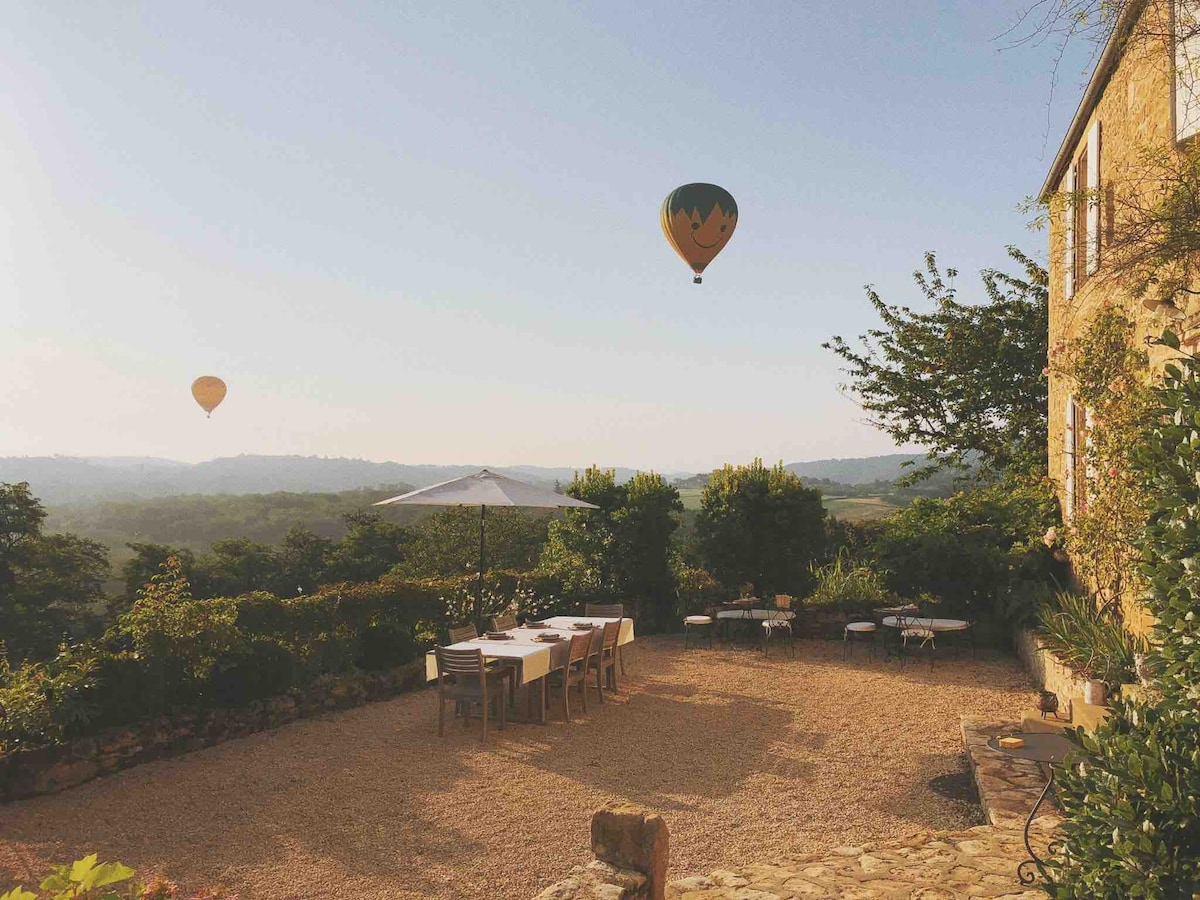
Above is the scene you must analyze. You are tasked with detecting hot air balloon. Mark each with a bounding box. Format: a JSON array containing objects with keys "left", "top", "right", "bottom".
[
  {"left": 661, "top": 183, "right": 738, "bottom": 283},
  {"left": 191, "top": 376, "right": 227, "bottom": 418}
]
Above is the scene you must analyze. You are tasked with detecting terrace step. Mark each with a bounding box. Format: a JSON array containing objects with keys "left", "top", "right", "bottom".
[{"left": 960, "top": 716, "right": 1063, "bottom": 831}]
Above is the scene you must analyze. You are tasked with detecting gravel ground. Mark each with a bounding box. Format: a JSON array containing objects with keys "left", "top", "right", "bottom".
[{"left": 0, "top": 637, "right": 1035, "bottom": 899}]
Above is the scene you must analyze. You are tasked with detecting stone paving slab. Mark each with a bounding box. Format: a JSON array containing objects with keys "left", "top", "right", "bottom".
[
  {"left": 665, "top": 824, "right": 1053, "bottom": 899},
  {"left": 959, "top": 717, "right": 1062, "bottom": 831}
]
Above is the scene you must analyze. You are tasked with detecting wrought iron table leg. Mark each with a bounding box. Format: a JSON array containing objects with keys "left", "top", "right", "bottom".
[{"left": 1017, "top": 770, "right": 1055, "bottom": 885}]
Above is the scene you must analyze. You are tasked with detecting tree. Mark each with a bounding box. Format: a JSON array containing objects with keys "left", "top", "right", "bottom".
[
  {"left": 538, "top": 467, "right": 683, "bottom": 630},
  {"left": 824, "top": 248, "right": 1048, "bottom": 481},
  {"left": 196, "top": 538, "right": 282, "bottom": 598},
  {"left": 695, "top": 460, "right": 826, "bottom": 598},
  {"left": 400, "top": 507, "right": 549, "bottom": 578},
  {"left": 120, "top": 543, "right": 198, "bottom": 608},
  {"left": 0, "top": 483, "right": 110, "bottom": 661},
  {"left": 324, "top": 511, "right": 412, "bottom": 584},
  {"left": 276, "top": 526, "right": 336, "bottom": 595}
]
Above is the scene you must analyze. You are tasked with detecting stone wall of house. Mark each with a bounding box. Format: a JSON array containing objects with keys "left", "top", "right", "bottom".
[
  {"left": 0, "top": 659, "right": 427, "bottom": 802},
  {"left": 1046, "top": 1, "right": 1179, "bottom": 639}
]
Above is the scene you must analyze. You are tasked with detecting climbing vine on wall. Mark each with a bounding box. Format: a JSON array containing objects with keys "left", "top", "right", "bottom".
[{"left": 1050, "top": 307, "right": 1153, "bottom": 612}]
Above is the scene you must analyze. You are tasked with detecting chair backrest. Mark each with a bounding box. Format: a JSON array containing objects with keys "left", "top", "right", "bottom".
[
  {"left": 568, "top": 631, "right": 592, "bottom": 666},
  {"left": 448, "top": 624, "right": 478, "bottom": 644},
  {"left": 435, "top": 646, "right": 484, "bottom": 685},
  {"left": 601, "top": 619, "right": 621, "bottom": 650},
  {"left": 585, "top": 603, "right": 624, "bottom": 619},
  {"left": 490, "top": 613, "right": 517, "bottom": 633},
  {"left": 773, "top": 594, "right": 793, "bottom": 610},
  {"left": 587, "top": 624, "right": 604, "bottom": 656}
]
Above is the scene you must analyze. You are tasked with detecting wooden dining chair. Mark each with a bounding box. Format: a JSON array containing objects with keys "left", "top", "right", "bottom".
[
  {"left": 434, "top": 647, "right": 506, "bottom": 742},
  {"left": 546, "top": 631, "right": 592, "bottom": 722},
  {"left": 584, "top": 603, "right": 627, "bottom": 675},
  {"left": 588, "top": 620, "right": 621, "bottom": 701},
  {"left": 446, "top": 623, "right": 512, "bottom": 698},
  {"left": 490, "top": 613, "right": 518, "bottom": 633}
]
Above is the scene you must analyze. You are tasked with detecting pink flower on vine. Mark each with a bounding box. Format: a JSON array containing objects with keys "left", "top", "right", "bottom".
[{"left": 1042, "top": 366, "right": 1050, "bottom": 376}]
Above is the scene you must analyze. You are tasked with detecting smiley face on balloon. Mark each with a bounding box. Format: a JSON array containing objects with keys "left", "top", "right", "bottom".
[{"left": 661, "top": 183, "right": 738, "bottom": 283}]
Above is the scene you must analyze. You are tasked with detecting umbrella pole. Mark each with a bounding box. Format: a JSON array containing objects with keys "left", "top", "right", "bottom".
[{"left": 476, "top": 505, "right": 487, "bottom": 633}]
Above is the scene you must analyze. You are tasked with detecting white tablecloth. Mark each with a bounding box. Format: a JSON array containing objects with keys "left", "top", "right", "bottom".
[
  {"left": 425, "top": 616, "right": 634, "bottom": 684},
  {"left": 880, "top": 616, "right": 969, "bottom": 632}
]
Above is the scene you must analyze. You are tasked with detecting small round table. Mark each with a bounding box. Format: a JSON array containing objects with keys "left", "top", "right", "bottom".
[{"left": 987, "top": 732, "right": 1076, "bottom": 885}]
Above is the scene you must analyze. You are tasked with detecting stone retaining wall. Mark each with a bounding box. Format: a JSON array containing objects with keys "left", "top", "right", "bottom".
[
  {"left": 535, "top": 802, "right": 668, "bottom": 900},
  {"left": 1013, "top": 629, "right": 1087, "bottom": 700},
  {"left": 0, "top": 659, "right": 427, "bottom": 802}
]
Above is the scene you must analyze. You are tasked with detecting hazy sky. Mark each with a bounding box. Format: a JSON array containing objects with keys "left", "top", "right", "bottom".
[{"left": 1, "top": 2, "right": 1092, "bottom": 472}]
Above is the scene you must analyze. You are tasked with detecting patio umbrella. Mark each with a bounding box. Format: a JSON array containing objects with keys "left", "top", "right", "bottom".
[{"left": 374, "top": 469, "right": 598, "bottom": 630}]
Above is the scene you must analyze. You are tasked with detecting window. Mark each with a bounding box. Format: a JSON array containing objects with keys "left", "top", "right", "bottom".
[
  {"left": 1063, "top": 164, "right": 1076, "bottom": 299},
  {"left": 1075, "top": 146, "right": 1089, "bottom": 289},
  {"left": 1176, "top": 0, "right": 1200, "bottom": 143}
]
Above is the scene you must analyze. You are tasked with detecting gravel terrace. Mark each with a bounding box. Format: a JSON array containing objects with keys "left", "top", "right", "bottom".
[{"left": 0, "top": 637, "right": 1035, "bottom": 899}]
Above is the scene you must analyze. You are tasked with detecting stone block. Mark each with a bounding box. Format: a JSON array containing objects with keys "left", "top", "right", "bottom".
[{"left": 591, "top": 802, "right": 669, "bottom": 900}]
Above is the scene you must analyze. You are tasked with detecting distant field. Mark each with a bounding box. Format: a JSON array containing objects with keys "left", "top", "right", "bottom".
[
  {"left": 822, "top": 496, "right": 901, "bottom": 522},
  {"left": 677, "top": 487, "right": 899, "bottom": 522}
]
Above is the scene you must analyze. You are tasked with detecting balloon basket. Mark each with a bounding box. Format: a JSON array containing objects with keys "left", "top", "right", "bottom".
[{"left": 693, "top": 275, "right": 702, "bottom": 284}]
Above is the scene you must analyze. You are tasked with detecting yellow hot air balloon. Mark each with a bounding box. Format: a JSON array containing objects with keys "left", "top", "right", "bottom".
[
  {"left": 191, "top": 376, "right": 227, "bottom": 418},
  {"left": 661, "top": 183, "right": 738, "bottom": 283}
]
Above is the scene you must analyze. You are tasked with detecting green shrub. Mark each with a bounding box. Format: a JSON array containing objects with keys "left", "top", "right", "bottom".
[
  {"left": 1, "top": 853, "right": 235, "bottom": 900},
  {"left": 1035, "top": 590, "right": 1143, "bottom": 686},
  {"left": 871, "top": 478, "right": 1058, "bottom": 619},
  {"left": 1044, "top": 339, "right": 1200, "bottom": 898}
]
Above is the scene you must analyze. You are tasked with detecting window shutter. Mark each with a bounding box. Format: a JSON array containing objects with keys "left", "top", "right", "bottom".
[
  {"left": 1075, "top": 147, "right": 1089, "bottom": 287},
  {"left": 1087, "top": 122, "right": 1101, "bottom": 274},
  {"left": 1064, "top": 395, "right": 1076, "bottom": 520},
  {"left": 1063, "top": 165, "right": 1075, "bottom": 299},
  {"left": 1074, "top": 398, "right": 1090, "bottom": 514}
]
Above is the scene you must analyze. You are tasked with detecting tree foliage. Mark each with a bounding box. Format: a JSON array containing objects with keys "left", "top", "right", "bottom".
[
  {"left": 870, "top": 479, "right": 1060, "bottom": 619},
  {"left": 824, "top": 248, "right": 1048, "bottom": 481},
  {"left": 537, "top": 467, "right": 682, "bottom": 630},
  {"left": 0, "top": 483, "right": 110, "bottom": 662},
  {"left": 695, "top": 459, "right": 825, "bottom": 597}
]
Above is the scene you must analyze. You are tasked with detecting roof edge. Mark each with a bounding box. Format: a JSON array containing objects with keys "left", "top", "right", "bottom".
[{"left": 1038, "top": 0, "right": 1150, "bottom": 200}]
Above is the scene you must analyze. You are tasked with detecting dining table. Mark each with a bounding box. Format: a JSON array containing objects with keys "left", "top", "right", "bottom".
[{"left": 425, "top": 615, "right": 635, "bottom": 723}]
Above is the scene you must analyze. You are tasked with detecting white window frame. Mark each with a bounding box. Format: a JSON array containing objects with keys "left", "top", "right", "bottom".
[
  {"left": 1086, "top": 123, "right": 1100, "bottom": 275},
  {"left": 1064, "top": 395, "right": 1076, "bottom": 520},
  {"left": 1175, "top": 0, "right": 1200, "bottom": 143},
  {"left": 1063, "top": 164, "right": 1076, "bottom": 299}
]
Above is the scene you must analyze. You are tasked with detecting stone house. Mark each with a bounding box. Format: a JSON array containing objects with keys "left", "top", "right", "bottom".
[{"left": 1041, "top": 0, "right": 1200, "bottom": 634}]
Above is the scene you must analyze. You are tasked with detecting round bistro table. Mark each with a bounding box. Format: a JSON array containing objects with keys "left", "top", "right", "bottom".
[{"left": 987, "top": 731, "right": 1076, "bottom": 885}]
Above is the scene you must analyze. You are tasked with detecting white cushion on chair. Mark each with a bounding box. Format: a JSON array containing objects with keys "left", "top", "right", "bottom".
[
  {"left": 762, "top": 619, "right": 791, "bottom": 629},
  {"left": 903, "top": 627, "right": 935, "bottom": 640},
  {"left": 684, "top": 615, "right": 713, "bottom": 625},
  {"left": 845, "top": 621, "right": 876, "bottom": 633}
]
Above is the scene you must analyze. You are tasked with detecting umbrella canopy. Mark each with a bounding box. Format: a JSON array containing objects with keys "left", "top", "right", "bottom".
[
  {"left": 374, "top": 469, "right": 598, "bottom": 631},
  {"left": 374, "top": 469, "right": 599, "bottom": 510}
]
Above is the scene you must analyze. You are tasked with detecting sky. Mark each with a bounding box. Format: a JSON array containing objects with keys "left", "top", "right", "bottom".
[{"left": 0, "top": 2, "right": 1095, "bottom": 472}]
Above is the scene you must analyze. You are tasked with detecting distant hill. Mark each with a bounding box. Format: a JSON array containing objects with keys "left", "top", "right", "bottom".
[
  {"left": 784, "top": 453, "right": 932, "bottom": 485},
  {"left": 0, "top": 456, "right": 691, "bottom": 506},
  {"left": 2, "top": 452, "right": 949, "bottom": 508}
]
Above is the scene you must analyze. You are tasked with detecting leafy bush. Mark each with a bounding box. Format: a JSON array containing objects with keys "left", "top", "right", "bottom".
[
  {"left": 1, "top": 853, "right": 235, "bottom": 900},
  {"left": 1036, "top": 590, "right": 1143, "bottom": 686},
  {"left": 1044, "top": 337, "right": 1200, "bottom": 898},
  {"left": 0, "top": 564, "right": 464, "bottom": 754},
  {"left": 696, "top": 459, "right": 826, "bottom": 598},
  {"left": 870, "top": 478, "right": 1059, "bottom": 619}
]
